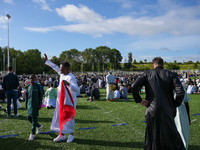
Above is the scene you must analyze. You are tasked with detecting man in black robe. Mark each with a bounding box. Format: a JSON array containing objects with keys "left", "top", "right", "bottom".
[{"left": 132, "top": 57, "right": 185, "bottom": 150}]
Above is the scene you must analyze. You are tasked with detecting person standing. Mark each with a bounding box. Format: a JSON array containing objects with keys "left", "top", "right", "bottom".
[
  {"left": 132, "top": 57, "right": 185, "bottom": 150},
  {"left": 43, "top": 53, "right": 79, "bottom": 143},
  {"left": 2, "top": 66, "right": 19, "bottom": 117},
  {"left": 106, "top": 71, "right": 115, "bottom": 102},
  {"left": 26, "top": 74, "right": 43, "bottom": 141}
]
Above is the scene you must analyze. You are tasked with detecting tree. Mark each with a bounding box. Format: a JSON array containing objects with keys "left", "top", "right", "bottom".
[
  {"left": 193, "top": 62, "right": 198, "bottom": 69},
  {"left": 59, "top": 49, "right": 82, "bottom": 72},
  {"left": 165, "top": 63, "right": 180, "bottom": 70},
  {"left": 139, "top": 60, "right": 144, "bottom": 64},
  {"left": 23, "top": 49, "right": 44, "bottom": 74},
  {"left": 187, "top": 60, "right": 193, "bottom": 64},
  {"left": 133, "top": 59, "right": 137, "bottom": 64}
]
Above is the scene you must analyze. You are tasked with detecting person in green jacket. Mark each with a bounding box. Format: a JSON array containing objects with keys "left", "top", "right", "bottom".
[{"left": 25, "top": 74, "right": 43, "bottom": 141}]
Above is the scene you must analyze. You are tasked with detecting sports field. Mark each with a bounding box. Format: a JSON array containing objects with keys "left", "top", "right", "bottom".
[{"left": 0, "top": 88, "right": 200, "bottom": 150}]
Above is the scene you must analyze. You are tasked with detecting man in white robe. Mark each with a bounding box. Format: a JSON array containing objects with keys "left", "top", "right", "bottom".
[
  {"left": 106, "top": 71, "right": 115, "bottom": 101},
  {"left": 43, "top": 54, "right": 79, "bottom": 143}
]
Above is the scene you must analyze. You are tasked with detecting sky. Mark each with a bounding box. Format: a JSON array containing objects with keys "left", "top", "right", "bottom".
[{"left": 0, "top": 0, "right": 200, "bottom": 62}]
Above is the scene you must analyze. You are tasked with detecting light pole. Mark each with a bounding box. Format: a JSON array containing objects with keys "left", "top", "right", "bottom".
[{"left": 6, "top": 14, "right": 11, "bottom": 69}]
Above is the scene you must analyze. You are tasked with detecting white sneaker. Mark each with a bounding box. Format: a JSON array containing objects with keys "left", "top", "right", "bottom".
[
  {"left": 53, "top": 134, "right": 66, "bottom": 142},
  {"left": 67, "top": 134, "right": 74, "bottom": 143},
  {"left": 15, "top": 114, "right": 19, "bottom": 117},
  {"left": 36, "top": 125, "right": 43, "bottom": 134},
  {"left": 28, "top": 134, "right": 35, "bottom": 141}
]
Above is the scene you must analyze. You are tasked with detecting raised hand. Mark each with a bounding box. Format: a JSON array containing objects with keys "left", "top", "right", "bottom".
[{"left": 43, "top": 53, "right": 48, "bottom": 61}]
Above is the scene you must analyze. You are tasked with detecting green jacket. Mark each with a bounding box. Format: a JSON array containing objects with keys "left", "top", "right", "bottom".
[
  {"left": 25, "top": 83, "right": 43, "bottom": 117},
  {"left": 45, "top": 87, "right": 57, "bottom": 99}
]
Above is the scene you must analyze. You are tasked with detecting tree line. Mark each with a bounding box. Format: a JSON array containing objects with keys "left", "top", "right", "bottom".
[
  {"left": 0, "top": 46, "right": 199, "bottom": 75},
  {"left": 0, "top": 46, "right": 123, "bottom": 74}
]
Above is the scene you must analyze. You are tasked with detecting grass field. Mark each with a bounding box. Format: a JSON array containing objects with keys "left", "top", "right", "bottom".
[{"left": 0, "top": 88, "right": 200, "bottom": 150}]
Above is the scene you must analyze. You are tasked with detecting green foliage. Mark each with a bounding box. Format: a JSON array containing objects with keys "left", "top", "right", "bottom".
[
  {"left": 139, "top": 60, "right": 144, "bottom": 64},
  {"left": 133, "top": 59, "right": 137, "bottom": 64},
  {"left": 193, "top": 62, "right": 198, "bottom": 69},
  {"left": 165, "top": 63, "right": 180, "bottom": 70},
  {"left": 1, "top": 46, "right": 200, "bottom": 74}
]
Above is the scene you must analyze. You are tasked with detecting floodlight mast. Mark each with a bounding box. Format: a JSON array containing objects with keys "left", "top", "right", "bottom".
[{"left": 6, "top": 14, "right": 11, "bottom": 69}]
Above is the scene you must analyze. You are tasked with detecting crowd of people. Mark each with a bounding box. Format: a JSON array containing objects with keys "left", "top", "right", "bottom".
[{"left": 0, "top": 55, "right": 198, "bottom": 149}]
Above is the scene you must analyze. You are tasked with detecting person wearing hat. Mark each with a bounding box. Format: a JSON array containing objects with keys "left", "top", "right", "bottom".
[
  {"left": 106, "top": 70, "right": 115, "bottom": 102},
  {"left": 90, "top": 85, "right": 100, "bottom": 101}
]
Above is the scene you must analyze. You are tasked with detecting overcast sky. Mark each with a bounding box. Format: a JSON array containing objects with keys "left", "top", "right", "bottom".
[{"left": 0, "top": 0, "right": 200, "bottom": 62}]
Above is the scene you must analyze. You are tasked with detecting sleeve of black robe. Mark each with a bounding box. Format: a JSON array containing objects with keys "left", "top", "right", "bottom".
[
  {"left": 131, "top": 74, "right": 146, "bottom": 103},
  {"left": 172, "top": 73, "right": 185, "bottom": 107}
]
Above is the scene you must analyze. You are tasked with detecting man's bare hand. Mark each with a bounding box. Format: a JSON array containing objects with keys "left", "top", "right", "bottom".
[
  {"left": 43, "top": 53, "right": 48, "bottom": 61},
  {"left": 63, "top": 80, "right": 70, "bottom": 86},
  {"left": 140, "top": 100, "right": 148, "bottom": 106}
]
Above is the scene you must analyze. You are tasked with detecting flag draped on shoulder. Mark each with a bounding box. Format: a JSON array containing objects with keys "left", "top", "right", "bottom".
[{"left": 59, "top": 81, "right": 76, "bottom": 137}]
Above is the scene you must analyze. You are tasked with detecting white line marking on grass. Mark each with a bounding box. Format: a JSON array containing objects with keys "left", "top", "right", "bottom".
[
  {"left": 191, "top": 119, "right": 197, "bottom": 122},
  {"left": 132, "top": 106, "right": 138, "bottom": 108},
  {"left": 103, "top": 111, "right": 113, "bottom": 114},
  {"left": 91, "top": 102, "right": 145, "bottom": 137}
]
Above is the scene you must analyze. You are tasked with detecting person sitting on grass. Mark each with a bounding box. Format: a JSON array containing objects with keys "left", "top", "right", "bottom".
[
  {"left": 80, "top": 82, "right": 86, "bottom": 94},
  {"left": 90, "top": 85, "right": 100, "bottom": 101},
  {"left": 114, "top": 87, "right": 120, "bottom": 100},
  {"left": 45, "top": 83, "right": 57, "bottom": 109},
  {"left": 119, "top": 83, "right": 129, "bottom": 101},
  {"left": 187, "top": 81, "right": 195, "bottom": 94},
  {"left": 26, "top": 74, "right": 43, "bottom": 141},
  {"left": 0, "top": 85, "right": 6, "bottom": 102},
  {"left": 85, "top": 84, "right": 92, "bottom": 96}
]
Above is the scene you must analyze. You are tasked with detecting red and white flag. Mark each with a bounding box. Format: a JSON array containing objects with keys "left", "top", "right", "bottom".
[{"left": 59, "top": 81, "right": 76, "bottom": 137}]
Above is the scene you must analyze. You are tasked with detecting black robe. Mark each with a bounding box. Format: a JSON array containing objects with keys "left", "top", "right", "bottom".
[{"left": 132, "top": 66, "right": 185, "bottom": 150}]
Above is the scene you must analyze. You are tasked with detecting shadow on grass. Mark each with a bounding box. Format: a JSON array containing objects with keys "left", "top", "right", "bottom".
[
  {"left": 76, "top": 119, "right": 115, "bottom": 124},
  {"left": 5, "top": 115, "right": 52, "bottom": 122},
  {"left": 0, "top": 137, "right": 59, "bottom": 150},
  {"left": 74, "top": 138, "right": 144, "bottom": 148},
  {"left": 95, "top": 99, "right": 135, "bottom": 103},
  {"left": 188, "top": 145, "right": 200, "bottom": 150},
  {"left": 76, "top": 105, "right": 100, "bottom": 109}
]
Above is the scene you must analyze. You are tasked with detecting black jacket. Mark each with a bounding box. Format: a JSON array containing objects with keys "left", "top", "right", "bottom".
[{"left": 2, "top": 73, "right": 19, "bottom": 91}]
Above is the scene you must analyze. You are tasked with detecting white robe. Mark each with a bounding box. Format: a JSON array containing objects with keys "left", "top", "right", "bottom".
[
  {"left": 45, "top": 60, "right": 79, "bottom": 134},
  {"left": 174, "top": 89, "right": 190, "bottom": 150},
  {"left": 106, "top": 74, "right": 115, "bottom": 100}
]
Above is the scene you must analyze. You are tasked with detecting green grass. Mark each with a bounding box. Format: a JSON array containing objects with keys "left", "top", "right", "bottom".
[{"left": 0, "top": 88, "right": 200, "bottom": 150}]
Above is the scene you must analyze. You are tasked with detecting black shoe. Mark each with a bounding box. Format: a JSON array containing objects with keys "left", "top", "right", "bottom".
[
  {"left": 47, "top": 106, "right": 50, "bottom": 109},
  {"left": 50, "top": 105, "right": 55, "bottom": 109}
]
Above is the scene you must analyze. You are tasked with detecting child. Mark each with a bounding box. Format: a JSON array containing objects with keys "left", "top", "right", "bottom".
[
  {"left": 114, "top": 87, "right": 120, "bottom": 100},
  {"left": 25, "top": 74, "right": 43, "bottom": 141}
]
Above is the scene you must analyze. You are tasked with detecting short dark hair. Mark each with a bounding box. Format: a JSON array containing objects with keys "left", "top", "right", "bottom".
[
  {"left": 61, "top": 61, "right": 70, "bottom": 69},
  {"left": 152, "top": 57, "right": 164, "bottom": 66},
  {"left": 8, "top": 66, "right": 12, "bottom": 71}
]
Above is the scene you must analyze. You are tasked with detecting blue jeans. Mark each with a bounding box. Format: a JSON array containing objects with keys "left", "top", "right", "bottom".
[{"left": 6, "top": 90, "right": 18, "bottom": 115}]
